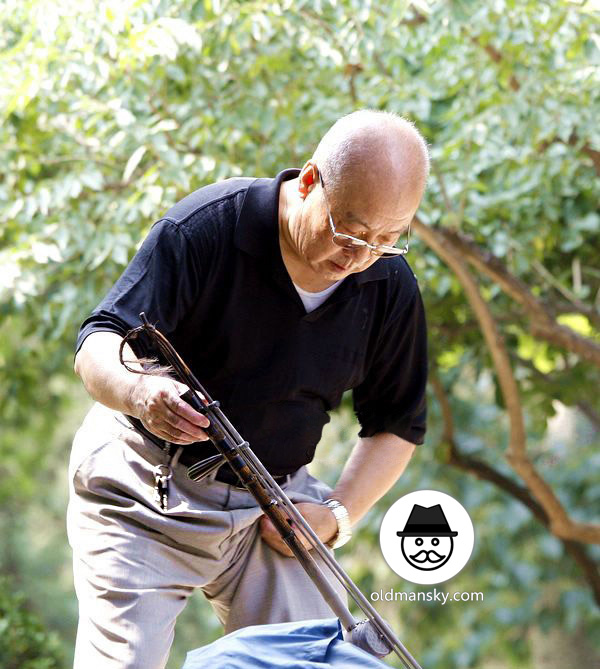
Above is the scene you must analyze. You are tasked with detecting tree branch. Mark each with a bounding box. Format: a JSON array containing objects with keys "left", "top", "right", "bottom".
[
  {"left": 430, "top": 373, "right": 547, "bottom": 525},
  {"left": 468, "top": 36, "right": 520, "bottom": 92},
  {"left": 530, "top": 260, "right": 600, "bottom": 328},
  {"left": 429, "top": 373, "right": 600, "bottom": 606},
  {"left": 416, "top": 217, "right": 600, "bottom": 544},
  {"left": 434, "top": 226, "right": 600, "bottom": 366},
  {"left": 507, "top": 352, "right": 600, "bottom": 434},
  {"left": 344, "top": 63, "right": 362, "bottom": 106},
  {"left": 539, "top": 132, "right": 600, "bottom": 178}
]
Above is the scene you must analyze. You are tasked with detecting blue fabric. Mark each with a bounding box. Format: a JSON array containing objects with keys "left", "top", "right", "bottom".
[{"left": 182, "top": 618, "right": 389, "bottom": 668}]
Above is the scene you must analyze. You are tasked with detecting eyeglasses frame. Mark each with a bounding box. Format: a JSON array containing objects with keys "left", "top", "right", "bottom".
[{"left": 317, "top": 168, "right": 410, "bottom": 257}]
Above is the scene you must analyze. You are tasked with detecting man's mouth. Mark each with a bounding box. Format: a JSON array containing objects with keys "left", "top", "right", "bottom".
[
  {"left": 409, "top": 550, "right": 446, "bottom": 563},
  {"left": 330, "top": 260, "right": 351, "bottom": 272}
]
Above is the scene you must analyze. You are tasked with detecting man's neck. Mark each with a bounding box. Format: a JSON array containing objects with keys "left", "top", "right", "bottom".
[{"left": 277, "top": 179, "right": 338, "bottom": 292}]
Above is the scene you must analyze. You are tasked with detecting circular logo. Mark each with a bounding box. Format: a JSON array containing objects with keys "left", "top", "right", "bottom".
[{"left": 379, "top": 490, "right": 474, "bottom": 585}]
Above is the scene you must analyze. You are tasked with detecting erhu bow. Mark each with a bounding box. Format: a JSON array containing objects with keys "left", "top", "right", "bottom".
[{"left": 119, "top": 312, "right": 423, "bottom": 669}]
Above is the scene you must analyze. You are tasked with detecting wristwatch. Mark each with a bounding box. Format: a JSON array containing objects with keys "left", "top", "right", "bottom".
[{"left": 324, "top": 499, "right": 352, "bottom": 549}]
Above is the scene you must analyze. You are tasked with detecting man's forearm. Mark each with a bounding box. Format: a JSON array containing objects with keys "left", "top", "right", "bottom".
[
  {"left": 74, "top": 332, "right": 142, "bottom": 414},
  {"left": 75, "top": 331, "right": 210, "bottom": 444},
  {"left": 329, "top": 433, "right": 416, "bottom": 526}
]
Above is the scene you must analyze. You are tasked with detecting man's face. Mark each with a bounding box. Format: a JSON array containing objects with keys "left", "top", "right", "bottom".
[
  {"left": 291, "top": 164, "right": 421, "bottom": 283},
  {"left": 401, "top": 535, "right": 454, "bottom": 571}
]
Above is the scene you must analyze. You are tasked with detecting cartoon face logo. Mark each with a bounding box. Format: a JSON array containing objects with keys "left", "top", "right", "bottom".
[
  {"left": 381, "top": 491, "right": 474, "bottom": 585},
  {"left": 400, "top": 535, "right": 454, "bottom": 571},
  {"left": 396, "top": 504, "right": 458, "bottom": 572}
]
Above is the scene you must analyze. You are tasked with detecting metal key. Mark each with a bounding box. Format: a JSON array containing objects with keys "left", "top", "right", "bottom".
[{"left": 153, "top": 464, "right": 173, "bottom": 511}]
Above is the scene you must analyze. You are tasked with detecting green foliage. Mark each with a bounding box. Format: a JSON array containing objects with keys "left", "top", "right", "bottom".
[
  {"left": 317, "top": 393, "right": 600, "bottom": 668},
  {"left": 0, "top": 579, "right": 63, "bottom": 669},
  {"left": 1, "top": 0, "right": 599, "bottom": 667}
]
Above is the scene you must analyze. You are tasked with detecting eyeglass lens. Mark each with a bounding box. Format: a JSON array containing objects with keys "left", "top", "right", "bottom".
[
  {"left": 332, "top": 235, "right": 404, "bottom": 257},
  {"left": 320, "top": 167, "right": 408, "bottom": 257}
]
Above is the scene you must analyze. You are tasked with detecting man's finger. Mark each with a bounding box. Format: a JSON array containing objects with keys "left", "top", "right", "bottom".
[
  {"left": 166, "top": 393, "right": 210, "bottom": 429},
  {"left": 143, "top": 421, "right": 197, "bottom": 445},
  {"left": 260, "top": 516, "right": 307, "bottom": 556},
  {"left": 260, "top": 527, "right": 294, "bottom": 557},
  {"left": 162, "top": 403, "right": 209, "bottom": 440}
]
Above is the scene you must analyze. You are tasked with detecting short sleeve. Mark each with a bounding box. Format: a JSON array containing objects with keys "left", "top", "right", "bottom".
[
  {"left": 75, "top": 219, "right": 200, "bottom": 355},
  {"left": 352, "top": 285, "right": 428, "bottom": 444}
]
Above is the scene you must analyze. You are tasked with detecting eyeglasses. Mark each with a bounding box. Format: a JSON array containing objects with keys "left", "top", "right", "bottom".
[{"left": 318, "top": 169, "right": 410, "bottom": 257}]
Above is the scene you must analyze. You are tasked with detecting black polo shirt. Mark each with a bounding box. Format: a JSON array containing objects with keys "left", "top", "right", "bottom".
[{"left": 76, "top": 169, "right": 428, "bottom": 475}]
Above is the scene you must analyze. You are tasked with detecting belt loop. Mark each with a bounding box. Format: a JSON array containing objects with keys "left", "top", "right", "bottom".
[{"left": 170, "top": 446, "right": 184, "bottom": 468}]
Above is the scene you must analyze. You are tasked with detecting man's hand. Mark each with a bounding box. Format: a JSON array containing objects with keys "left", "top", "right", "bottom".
[
  {"left": 129, "top": 375, "right": 210, "bottom": 444},
  {"left": 259, "top": 501, "right": 338, "bottom": 557}
]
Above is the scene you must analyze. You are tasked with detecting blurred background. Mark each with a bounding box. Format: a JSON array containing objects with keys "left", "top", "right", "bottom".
[{"left": 1, "top": 0, "right": 599, "bottom": 667}]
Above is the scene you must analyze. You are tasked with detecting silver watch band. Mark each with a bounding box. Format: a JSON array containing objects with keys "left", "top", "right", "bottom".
[{"left": 324, "top": 499, "right": 352, "bottom": 549}]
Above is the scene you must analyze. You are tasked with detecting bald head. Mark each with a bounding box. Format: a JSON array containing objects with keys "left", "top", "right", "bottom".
[{"left": 312, "top": 110, "right": 429, "bottom": 210}]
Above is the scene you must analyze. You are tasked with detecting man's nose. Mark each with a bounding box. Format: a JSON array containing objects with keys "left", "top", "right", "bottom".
[{"left": 343, "top": 245, "right": 370, "bottom": 262}]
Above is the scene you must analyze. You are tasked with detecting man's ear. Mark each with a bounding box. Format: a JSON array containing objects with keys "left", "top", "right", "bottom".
[{"left": 298, "top": 161, "right": 318, "bottom": 199}]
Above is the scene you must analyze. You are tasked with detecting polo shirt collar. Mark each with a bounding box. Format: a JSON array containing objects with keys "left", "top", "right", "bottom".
[
  {"left": 234, "top": 169, "right": 296, "bottom": 260},
  {"left": 234, "top": 168, "right": 391, "bottom": 285}
]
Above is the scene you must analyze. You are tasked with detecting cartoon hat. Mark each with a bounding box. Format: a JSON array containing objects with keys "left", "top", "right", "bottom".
[{"left": 396, "top": 504, "right": 458, "bottom": 537}]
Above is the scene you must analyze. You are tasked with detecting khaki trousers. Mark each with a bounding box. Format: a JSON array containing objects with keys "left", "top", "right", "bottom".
[{"left": 67, "top": 403, "right": 346, "bottom": 669}]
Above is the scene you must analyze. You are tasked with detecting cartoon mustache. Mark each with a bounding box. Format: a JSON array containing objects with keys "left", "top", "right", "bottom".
[{"left": 409, "top": 549, "right": 446, "bottom": 563}]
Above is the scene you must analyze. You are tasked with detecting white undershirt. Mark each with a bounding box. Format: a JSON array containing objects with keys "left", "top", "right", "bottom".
[{"left": 292, "top": 279, "right": 344, "bottom": 313}]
